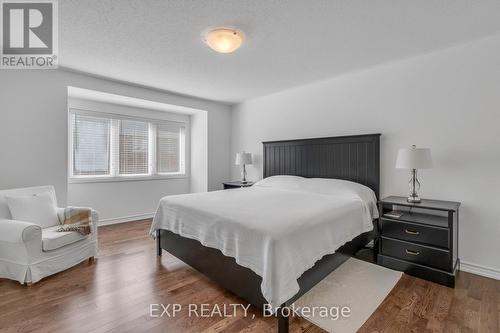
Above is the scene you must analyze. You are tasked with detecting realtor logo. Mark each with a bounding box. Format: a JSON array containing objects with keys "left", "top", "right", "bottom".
[{"left": 1, "top": 0, "right": 58, "bottom": 68}]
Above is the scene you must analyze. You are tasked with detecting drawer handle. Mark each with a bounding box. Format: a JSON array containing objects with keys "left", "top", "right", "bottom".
[
  {"left": 405, "top": 249, "right": 420, "bottom": 256},
  {"left": 405, "top": 229, "right": 420, "bottom": 235}
]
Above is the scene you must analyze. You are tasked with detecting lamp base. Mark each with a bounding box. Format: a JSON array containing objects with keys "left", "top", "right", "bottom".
[
  {"left": 407, "top": 169, "right": 422, "bottom": 204},
  {"left": 407, "top": 196, "right": 421, "bottom": 203}
]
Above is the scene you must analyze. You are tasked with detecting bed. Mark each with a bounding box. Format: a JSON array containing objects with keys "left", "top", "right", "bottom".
[{"left": 151, "top": 133, "right": 381, "bottom": 333}]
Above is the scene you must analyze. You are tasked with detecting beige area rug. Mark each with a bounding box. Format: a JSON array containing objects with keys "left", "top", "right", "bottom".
[{"left": 293, "top": 258, "right": 402, "bottom": 333}]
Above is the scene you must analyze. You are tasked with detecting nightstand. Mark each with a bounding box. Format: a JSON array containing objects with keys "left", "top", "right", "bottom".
[
  {"left": 377, "top": 196, "right": 460, "bottom": 287},
  {"left": 222, "top": 181, "right": 254, "bottom": 190}
]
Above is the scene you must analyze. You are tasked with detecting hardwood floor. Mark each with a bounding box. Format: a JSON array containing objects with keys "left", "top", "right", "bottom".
[{"left": 0, "top": 220, "right": 498, "bottom": 333}]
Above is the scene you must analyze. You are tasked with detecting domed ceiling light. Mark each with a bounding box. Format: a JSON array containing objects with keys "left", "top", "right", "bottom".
[{"left": 203, "top": 28, "right": 244, "bottom": 53}]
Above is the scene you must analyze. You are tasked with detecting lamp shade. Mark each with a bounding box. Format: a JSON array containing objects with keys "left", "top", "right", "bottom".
[
  {"left": 396, "top": 146, "right": 432, "bottom": 169},
  {"left": 235, "top": 152, "right": 252, "bottom": 165}
]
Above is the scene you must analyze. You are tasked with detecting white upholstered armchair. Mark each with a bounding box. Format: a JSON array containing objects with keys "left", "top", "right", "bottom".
[{"left": 0, "top": 186, "right": 98, "bottom": 285}]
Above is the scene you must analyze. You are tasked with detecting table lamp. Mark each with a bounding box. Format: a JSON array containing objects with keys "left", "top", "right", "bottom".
[
  {"left": 396, "top": 145, "right": 433, "bottom": 203},
  {"left": 235, "top": 152, "right": 252, "bottom": 183}
]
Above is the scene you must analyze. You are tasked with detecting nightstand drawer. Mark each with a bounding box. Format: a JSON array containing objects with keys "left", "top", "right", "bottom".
[
  {"left": 381, "top": 237, "right": 450, "bottom": 271},
  {"left": 380, "top": 218, "right": 449, "bottom": 249}
]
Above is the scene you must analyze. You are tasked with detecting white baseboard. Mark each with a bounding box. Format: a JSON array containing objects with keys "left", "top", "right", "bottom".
[
  {"left": 98, "top": 212, "right": 154, "bottom": 226},
  {"left": 460, "top": 261, "right": 500, "bottom": 281}
]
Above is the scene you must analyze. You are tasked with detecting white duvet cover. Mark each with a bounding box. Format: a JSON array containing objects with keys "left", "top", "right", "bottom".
[{"left": 150, "top": 176, "right": 378, "bottom": 308}]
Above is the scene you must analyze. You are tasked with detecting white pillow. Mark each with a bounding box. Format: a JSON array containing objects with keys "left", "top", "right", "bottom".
[
  {"left": 6, "top": 192, "right": 59, "bottom": 228},
  {"left": 255, "top": 176, "right": 379, "bottom": 219},
  {"left": 305, "top": 178, "right": 379, "bottom": 219},
  {"left": 254, "top": 175, "right": 306, "bottom": 190}
]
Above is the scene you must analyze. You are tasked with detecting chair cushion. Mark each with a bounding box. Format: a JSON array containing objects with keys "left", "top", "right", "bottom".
[
  {"left": 42, "top": 225, "right": 88, "bottom": 251},
  {"left": 5, "top": 192, "right": 59, "bottom": 229}
]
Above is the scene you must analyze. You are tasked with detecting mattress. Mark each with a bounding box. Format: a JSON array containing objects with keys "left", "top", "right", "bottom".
[{"left": 150, "top": 176, "right": 378, "bottom": 308}]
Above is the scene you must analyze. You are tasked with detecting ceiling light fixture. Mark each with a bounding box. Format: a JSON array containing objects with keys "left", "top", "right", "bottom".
[{"left": 203, "top": 28, "right": 244, "bottom": 54}]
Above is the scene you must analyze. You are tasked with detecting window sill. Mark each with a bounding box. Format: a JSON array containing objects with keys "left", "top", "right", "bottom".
[{"left": 68, "top": 174, "right": 189, "bottom": 184}]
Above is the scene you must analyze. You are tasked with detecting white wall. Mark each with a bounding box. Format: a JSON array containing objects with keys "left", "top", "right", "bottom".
[
  {"left": 0, "top": 69, "right": 232, "bottom": 221},
  {"left": 190, "top": 111, "right": 208, "bottom": 193},
  {"left": 231, "top": 35, "right": 500, "bottom": 278},
  {"left": 69, "top": 179, "right": 189, "bottom": 223},
  {"left": 207, "top": 105, "right": 233, "bottom": 191}
]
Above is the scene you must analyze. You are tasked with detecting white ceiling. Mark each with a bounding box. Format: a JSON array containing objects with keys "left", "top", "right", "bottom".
[{"left": 60, "top": 0, "right": 500, "bottom": 103}]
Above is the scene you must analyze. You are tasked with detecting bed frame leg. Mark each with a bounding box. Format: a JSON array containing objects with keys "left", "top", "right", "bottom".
[
  {"left": 157, "top": 230, "right": 162, "bottom": 257},
  {"left": 277, "top": 308, "right": 289, "bottom": 333}
]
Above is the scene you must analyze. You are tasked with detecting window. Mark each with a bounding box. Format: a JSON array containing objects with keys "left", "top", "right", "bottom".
[
  {"left": 72, "top": 114, "right": 111, "bottom": 176},
  {"left": 119, "top": 120, "right": 149, "bottom": 175},
  {"left": 69, "top": 110, "right": 187, "bottom": 181},
  {"left": 157, "top": 124, "right": 184, "bottom": 174}
]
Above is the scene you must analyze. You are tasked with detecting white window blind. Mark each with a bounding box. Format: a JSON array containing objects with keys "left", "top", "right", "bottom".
[
  {"left": 119, "top": 120, "right": 149, "bottom": 175},
  {"left": 69, "top": 109, "right": 188, "bottom": 181},
  {"left": 72, "top": 114, "right": 110, "bottom": 176},
  {"left": 157, "top": 124, "right": 183, "bottom": 174}
]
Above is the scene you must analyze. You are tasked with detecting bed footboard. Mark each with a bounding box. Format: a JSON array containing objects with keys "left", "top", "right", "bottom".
[{"left": 156, "top": 226, "right": 376, "bottom": 332}]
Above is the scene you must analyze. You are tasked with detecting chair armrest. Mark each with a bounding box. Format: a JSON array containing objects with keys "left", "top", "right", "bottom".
[{"left": 0, "top": 219, "right": 42, "bottom": 243}]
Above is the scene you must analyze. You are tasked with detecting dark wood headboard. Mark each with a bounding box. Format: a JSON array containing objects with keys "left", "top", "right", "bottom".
[{"left": 263, "top": 134, "right": 381, "bottom": 197}]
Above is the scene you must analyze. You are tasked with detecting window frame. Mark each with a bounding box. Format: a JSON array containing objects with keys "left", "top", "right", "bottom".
[
  {"left": 156, "top": 123, "right": 186, "bottom": 175},
  {"left": 68, "top": 108, "right": 189, "bottom": 183}
]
